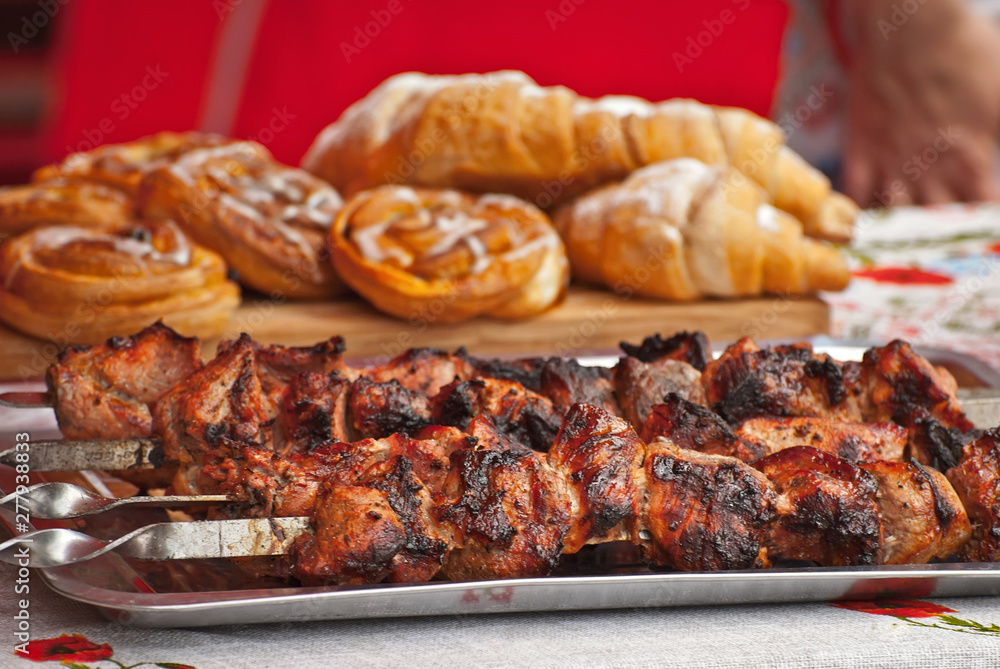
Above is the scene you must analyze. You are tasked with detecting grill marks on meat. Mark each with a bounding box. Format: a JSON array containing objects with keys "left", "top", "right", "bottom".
[
  {"left": 614, "top": 357, "right": 705, "bottom": 429},
  {"left": 862, "top": 339, "right": 974, "bottom": 471},
  {"left": 736, "top": 418, "right": 907, "bottom": 463},
  {"left": 862, "top": 340, "right": 973, "bottom": 470},
  {"left": 153, "top": 334, "right": 272, "bottom": 494},
  {"left": 547, "top": 404, "right": 643, "bottom": 553},
  {"left": 472, "top": 357, "right": 546, "bottom": 392},
  {"left": 538, "top": 358, "right": 621, "bottom": 416},
  {"left": 366, "top": 347, "right": 475, "bottom": 396},
  {"left": 349, "top": 377, "right": 432, "bottom": 439},
  {"left": 48, "top": 322, "right": 202, "bottom": 439},
  {"left": 642, "top": 439, "right": 776, "bottom": 570},
  {"left": 640, "top": 394, "right": 763, "bottom": 462},
  {"left": 218, "top": 335, "right": 348, "bottom": 411},
  {"left": 863, "top": 340, "right": 971, "bottom": 431},
  {"left": 437, "top": 446, "right": 570, "bottom": 581},
  {"left": 754, "top": 447, "right": 883, "bottom": 566},
  {"left": 278, "top": 372, "right": 351, "bottom": 453},
  {"left": 860, "top": 460, "right": 969, "bottom": 564},
  {"left": 946, "top": 429, "right": 1000, "bottom": 562},
  {"left": 704, "top": 339, "right": 864, "bottom": 425},
  {"left": 620, "top": 330, "right": 712, "bottom": 371},
  {"left": 431, "top": 378, "right": 562, "bottom": 451},
  {"left": 292, "top": 456, "right": 449, "bottom": 585}
]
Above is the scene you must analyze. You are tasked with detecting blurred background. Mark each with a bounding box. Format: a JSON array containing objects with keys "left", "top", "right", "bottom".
[
  {"left": 0, "top": 0, "right": 791, "bottom": 180},
  {"left": 1, "top": 0, "right": 999, "bottom": 207}
]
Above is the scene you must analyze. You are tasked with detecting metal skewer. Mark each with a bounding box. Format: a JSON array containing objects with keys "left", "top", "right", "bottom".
[
  {"left": 0, "top": 482, "right": 231, "bottom": 519},
  {"left": 0, "top": 516, "right": 311, "bottom": 568},
  {"left": 0, "top": 437, "right": 163, "bottom": 471},
  {"left": 0, "top": 391, "right": 52, "bottom": 409}
]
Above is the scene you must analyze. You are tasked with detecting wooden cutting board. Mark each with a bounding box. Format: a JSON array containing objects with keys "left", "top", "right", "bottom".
[{"left": 0, "top": 286, "right": 829, "bottom": 378}]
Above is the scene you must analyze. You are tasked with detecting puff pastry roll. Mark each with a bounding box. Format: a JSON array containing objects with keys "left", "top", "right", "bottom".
[
  {"left": 0, "top": 178, "right": 132, "bottom": 243},
  {"left": 139, "top": 141, "right": 347, "bottom": 299},
  {"left": 329, "top": 186, "right": 568, "bottom": 322},
  {"left": 0, "top": 220, "right": 239, "bottom": 343},
  {"left": 303, "top": 71, "right": 855, "bottom": 242},
  {"left": 552, "top": 159, "right": 850, "bottom": 300}
]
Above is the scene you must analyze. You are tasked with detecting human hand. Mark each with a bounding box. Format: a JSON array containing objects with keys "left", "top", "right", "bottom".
[{"left": 842, "top": 0, "right": 1000, "bottom": 207}]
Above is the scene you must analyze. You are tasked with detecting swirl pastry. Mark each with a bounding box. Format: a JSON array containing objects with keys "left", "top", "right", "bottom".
[
  {"left": 552, "top": 159, "right": 850, "bottom": 300},
  {"left": 302, "top": 71, "right": 856, "bottom": 242},
  {"left": 34, "top": 131, "right": 232, "bottom": 197},
  {"left": 0, "top": 178, "right": 132, "bottom": 243},
  {"left": 329, "top": 186, "right": 569, "bottom": 322},
  {"left": 0, "top": 219, "right": 239, "bottom": 343},
  {"left": 139, "top": 141, "right": 347, "bottom": 299}
]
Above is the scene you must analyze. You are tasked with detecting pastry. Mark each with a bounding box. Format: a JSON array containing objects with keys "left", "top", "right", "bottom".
[
  {"left": 302, "top": 71, "right": 856, "bottom": 242},
  {"left": 551, "top": 159, "right": 850, "bottom": 300},
  {"left": 139, "top": 140, "right": 347, "bottom": 299},
  {"left": 0, "top": 219, "right": 239, "bottom": 343},
  {"left": 33, "top": 131, "right": 232, "bottom": 197},
  {"left": 328, "top": 185, "right": 568, "bottom": 322},
  {"left": 0, "top": 177, "right": 133, "bottom": 243}
]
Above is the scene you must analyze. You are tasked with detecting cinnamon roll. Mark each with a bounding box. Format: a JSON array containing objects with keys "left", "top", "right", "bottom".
[
  {"left": 0, "top": 220, "right": 239, "bottom": 343},
  {"left": 34, "top": 131, "right": 232, "bottom": 197},
  {"left": 139, "top": 141, "right": 347, "bottom": 299},
  {"left": 0, "top": 178, "right": 133, "bottom": 243},
  {"left": 329, "top": 186, "right": 569, "bottom": 322}
]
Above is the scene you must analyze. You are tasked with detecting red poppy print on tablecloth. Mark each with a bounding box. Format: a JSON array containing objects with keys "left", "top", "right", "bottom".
[
  {"left": 14, "top": 633, "right": 196, "bottom": 668},
  {"left": 852, "top": 267, "right": 954, "bottom": 285},
  {"left": 832, "top": 599, "right": 1000, "bottom": 637},
  {"left": 833, "top": 599, "right": 956, "bottom": 618},
  {"left": 18, "top": 634, "right": 113, "bottom": 664}
]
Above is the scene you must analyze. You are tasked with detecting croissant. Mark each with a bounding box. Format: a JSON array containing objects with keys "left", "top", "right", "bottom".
[
  {"left": 328, "top": 185, "right": 569, "bottom": 322},
  {"left": 551, "top": 159, "right": 850, "bottom": 300},
  {"left": 139, "top": 140, "right": 348, "bottom": 300},
  {"left": 0, "top": 178, "right": 132, "bottom": 243},
  {"left": 302, "top": 71, "right": 856, "bottom": 242},
  {"left": 0, "top": 219, "right": 240, "bottom": 343}
]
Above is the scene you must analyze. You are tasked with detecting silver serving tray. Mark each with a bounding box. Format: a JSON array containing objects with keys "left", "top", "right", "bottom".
[{"left": 2, "top": 342, "right": 1000, "bottom": 627}]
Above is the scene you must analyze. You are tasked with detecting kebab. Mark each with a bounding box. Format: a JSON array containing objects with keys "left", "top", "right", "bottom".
[{"left": 0, "top": 323, "right": 993, "bottom": 583}]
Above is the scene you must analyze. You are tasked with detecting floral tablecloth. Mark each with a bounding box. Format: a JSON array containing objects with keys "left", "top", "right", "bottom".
[
  {"left": 825, "top": 203, "right": 1000, "bottom": 370},
  {"left": 4, "top": 205, "right": 1000, "bottom": 668}
]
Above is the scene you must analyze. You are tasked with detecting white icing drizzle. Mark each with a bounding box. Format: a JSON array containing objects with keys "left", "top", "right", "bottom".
[
  {"left": 353, "top": 220, "right": 412, "bottom": 265},
  {"left": 593, "top": 95, "right": 653, "bottom": 118},
  {"left": 5, "top": 224, "right": 192, "bottom": 291},
  {"left": 464, "top": 234, "right": 491, "bottom": 274},
  {"left": 756, "top": 204, "right": 781, "bottom": 232},
  {"left": 478, "top": 193, "right": 531, "bottom": 210},
  {"left": 425, "top": 212, "right": 488, "bottom": 257}
]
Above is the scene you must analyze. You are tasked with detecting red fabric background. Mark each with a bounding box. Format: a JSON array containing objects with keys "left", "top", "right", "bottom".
[{"left": 44, "top": 0, "right": 789, "bottom": 166}]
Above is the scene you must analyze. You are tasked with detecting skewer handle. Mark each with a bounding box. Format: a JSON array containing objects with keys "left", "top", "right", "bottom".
[
  {"left": 0, "top": 391, "right": 52, "bottom": 409},
  {"left": 0, "top": 516, "right": 311, "bottom": 568},
  {"left": 0, "top": 437, "right": 164, "bottom": 471}
]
